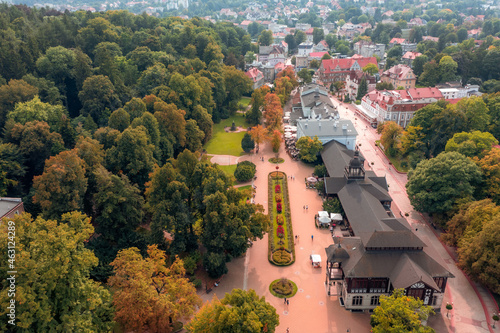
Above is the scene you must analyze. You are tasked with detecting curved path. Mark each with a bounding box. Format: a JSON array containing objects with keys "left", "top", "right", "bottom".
[{"left": 336, "top": 97, "right": 499, "bottom": 333}]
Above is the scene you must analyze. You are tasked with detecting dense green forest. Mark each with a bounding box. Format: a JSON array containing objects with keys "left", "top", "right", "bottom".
[{"left": 0, "top": 6, "right": 274, "bottom": 330}]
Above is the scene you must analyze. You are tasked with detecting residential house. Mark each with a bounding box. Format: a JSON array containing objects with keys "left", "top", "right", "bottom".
[
  {"left": 337, "top": 22, "right": 372, "bottom": 40},
  {"left": 259, "top": 45, "right": 273, "bottom": 63},
  {"left": 345, "top": 71, "right": 377, "bottom": 101},
  {"left": 422, "top": 36, "right": 439, "bottom": 42},
  {"left": 262, "top": 64, "right": 276, "bottom": 83},
  {"left": 401, "top": 51, "right": 422, "bottom": 67},
  {"left": 298, "top": 42, "right": 314, "bottom": 56},
  {"left": 407, "top": 17, "right": 427, "bottom": 27},
  {"left": 295, "top": 55, "right": 309, "bottom": 69},
  {"left": 0, "top": 198, "right": 24, "bottom": 221},
  {"left": 245, "top": 67, "right": 265, "bottom": 90},
  {"left": 268, "top": 45, "right": 286, "bottom": 66},
  {"left": 240, "top": 20, "right": 253, "bottom": 31},
  {"left": 354, "top": 40, "right": 385, "bottom": 59},
  {"left": 389, "top": 37, "right": 406, "bottom": 48},
  {"left": 322, "top": 143, "right": 453, "bottom": 311},
  {"left": 309, "top": 51, "right": 329, "bottom": 61},
  {"left": 356, "top": 87, "right": 443, "bottom": 128},
  {"left": 305, "top": 27, "right": 315, "bottom": 43},
  {"left": 318, "top": 56, "right": 378, "bottom": 85},
  {"left": 295, "top": 23, "right": 312, "bottom": 31},
  {"left": 380, "top": 64, "right": 416, "bottom": 90},
  {"left": 314, "top": 40, "right": 329, "bottom": 52},
  {"left": 401, "top": 42, "right": 418, "bottom": 53}
]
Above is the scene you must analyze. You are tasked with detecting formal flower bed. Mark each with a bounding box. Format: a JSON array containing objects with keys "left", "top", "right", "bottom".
[
  {"left": 269, "top": 278, "right": 298, "bottom": 298},
  {"left": 268, "top": 171, "right": 295, "bottom": 266}
]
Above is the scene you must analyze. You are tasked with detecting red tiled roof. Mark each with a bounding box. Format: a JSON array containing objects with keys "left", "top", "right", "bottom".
[
  {"left": 245, "top": 68, "right": 263, "bottom": 82},
  {"left": 305, "top": 27, "right": 314, "bottom": 34},
  {"left": 402, "top": 51, "right": 422, "bottom": 60},
  {"left": 382, "top": 64, "right": 415, "bottom": 80},
  {"left": 321, "top": 57, "right": 378, "bottom": 74},
  {"left": 390, "top": 37, "right": 406, "bottom": 44},
  {"left": 309, "top": 51, "right": 329, "bottom": 58},
  {"left": 407, "top": 87, "right": 443, "bottom": 100}
]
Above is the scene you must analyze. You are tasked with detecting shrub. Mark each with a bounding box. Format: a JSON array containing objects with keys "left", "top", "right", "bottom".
[
  {"left": 241, "top": 132, "right": 255, "bottom": 153},
  {"left": 272, "top": 278, "right": 294, "bottom": 295},
  {"left": 314, "top": 164, "right": 328, "bottom": 178},
  {"left": 272, "top": 250, "right": 291, "bottom": 264},
  {"left": 234, "top": 161, "right": 256, "bottom": 182}
]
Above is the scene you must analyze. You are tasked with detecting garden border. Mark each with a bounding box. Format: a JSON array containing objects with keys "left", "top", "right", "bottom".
[{"left": 268, "top": 171, "right": 295, "bottom": 266}]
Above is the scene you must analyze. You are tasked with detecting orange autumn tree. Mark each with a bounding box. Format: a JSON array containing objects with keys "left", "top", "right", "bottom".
[
  {"left": 109, "top": 245, "right": 202, "bottom": 333},
  {"left": 269, "top": 129, "right": 283, "bottom": 153},
  {"left": 249, "top": 125, "right": 267, "bottom": 152},
  {"left": 263, "top": 93, "right": 283, "bottom": 132}
]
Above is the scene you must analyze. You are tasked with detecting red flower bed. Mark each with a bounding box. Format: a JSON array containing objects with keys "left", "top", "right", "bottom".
[
  {"left": 277, "top": 225, "right": 284, "bottom": 238},
  {"left": 277, "top": 202, "right": 282, "bottom": 213},
  {"left": 275, "top": 184, "right": 281, "bottom": 193}
]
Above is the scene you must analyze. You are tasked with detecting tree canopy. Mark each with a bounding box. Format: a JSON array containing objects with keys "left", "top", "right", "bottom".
[
  {"left": 406, "top": 151, "right": 483, "bottom": 216},
  {"left": 186, "top": 289, "right": 279, "bottom": 333},
  {"left": 0, "top": 212, "right": 114, "bottom": 332},
  {"left": 370, "top": 289, "right": 435, "bottom": 333}
]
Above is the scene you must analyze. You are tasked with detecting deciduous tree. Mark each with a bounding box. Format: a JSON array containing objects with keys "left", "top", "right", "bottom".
[
  {"left": 109, "top": 245, "right": 202, "bottom": 333},
  {"left": 79, "top": 75, "right": 121, "bottom": 126},
  {"left": 475, "top": 147, "right": 500, "bottom": 205},
  {"left": 249, "top": 125, "right": 267, "bottom": 152},
  {"left": 406, "top": 152, "right": 483, "bottom": 216},
  {"left": 445, "top": 131, "right": 498, "bottom": 158},
  {"left": 33, "top": 149, "right": 88, "bottom": 219},
  {"left": 263, "top": 93, "right": 283, "bottom": 131},
  {"left": 380, "top": 121, "right": 403, "bottom": 156},
  {"left": 0, "top": 212, "right": 114, "bottom": 332},
  {"left": 186, "top": 289, "right": 279, "bottom": 333},
  {"left": 370, "top": 289, "right": 435, "bottom": 333},
  {"left": 296, "top": 136, "right": 323, "bottom": 162},
  {"left": 106, "top": 126, "right": 156, "bottom": 188}
]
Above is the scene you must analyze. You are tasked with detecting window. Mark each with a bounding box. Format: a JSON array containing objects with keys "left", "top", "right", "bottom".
[
  {"left": 369, "top": 279, "right": 387, "bottom": 293},
  {"left": 351, "top": 279, "right": 368, "bottom": 293},
  {"left": 352, "top": 296, "right": 363, "bottom": 306},
  {"left": 431, "top": 296, "right": 438, "bottom": 306},
  {"left": 370, "top": 296, "right": 380, "bottom": 306}
]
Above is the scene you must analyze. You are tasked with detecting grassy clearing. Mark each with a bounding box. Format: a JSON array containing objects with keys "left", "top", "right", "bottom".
[
  {"left": 386, "top": 154, "right": 410, "bottom": 173},
  {"left": 217, "top": 164, "right": 237, "bottom": 177},
  {"left": 204, "top": 113, "right": 248, "bottom": 156}
]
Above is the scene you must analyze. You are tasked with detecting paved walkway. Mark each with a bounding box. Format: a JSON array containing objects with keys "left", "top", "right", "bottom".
[{"left": 336, "top": 98, "right": 499, "bottom": 333}]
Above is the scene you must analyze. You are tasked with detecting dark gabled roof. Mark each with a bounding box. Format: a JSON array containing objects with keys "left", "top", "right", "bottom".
[
  {"left": 324, "top": 177, "right": 347, "bottom": 195},
  {"left": 321, "top": 141, "right": 359, "bottom": 177},
  {"left": 325, "top": 243, "right": 350, "bottom": 263},
  {"left": 363, "top": 230, "right": 427, "bottom": 249},
  {"left": 389, "top": 254, "right": 440, "bottom": 290}
]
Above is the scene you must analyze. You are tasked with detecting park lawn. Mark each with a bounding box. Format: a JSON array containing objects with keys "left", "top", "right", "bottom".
[
  {"left": 205, "top": 113, "right": 248, "bottom": 156},
  {"left": 239, "top": 96, "right": 251, "bottom": 108},
  {"left": 217, "top": 164, "right": 237, "bottom": 177},
  {"left": 386, "top": 154, "right": 409, "bottom": 173}
]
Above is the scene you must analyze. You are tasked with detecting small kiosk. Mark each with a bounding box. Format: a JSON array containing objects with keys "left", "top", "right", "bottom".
[{"left": 310, "top": 254, "right": 322, "bottom": 268}]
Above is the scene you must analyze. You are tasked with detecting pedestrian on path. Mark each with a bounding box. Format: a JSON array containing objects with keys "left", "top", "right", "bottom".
[
  {"left": 295, "top": 235, "right": 297, "bottom": 242},
  {"left": 284, "top": 297, "right": 287, "bottom": 304},
  {"left": 311, "top": 235, "right": 314, "bottom": 241},
  {"left": 287, "top": 300, "right": 289, "bottom": 306},
  {"left": 306, "top": 205, "right": 308, "bottom": 211},
  {"left": 297, "top": 235, "right": 300, "bottom": 242}
]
